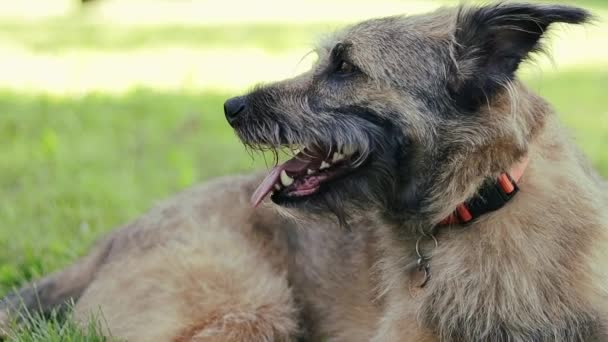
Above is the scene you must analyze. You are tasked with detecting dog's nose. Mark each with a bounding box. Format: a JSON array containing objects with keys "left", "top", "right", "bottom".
[{"left": 224, "top": 96, "right": 246, "bottom": 124}]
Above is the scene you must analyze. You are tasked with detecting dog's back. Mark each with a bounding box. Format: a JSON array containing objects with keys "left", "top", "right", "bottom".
[{"left": 1, "top": 175, "right": 300, "bottom": 341}]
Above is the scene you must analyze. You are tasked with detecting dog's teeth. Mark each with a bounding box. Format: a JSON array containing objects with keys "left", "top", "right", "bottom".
[
  {"left": 320, "top": 161, "right": 331, "bottom": 170},
  {"left": 274, "top": 184, "right": 282, "bottom": 190},
  {"left": 280, "top": 170, "right": 294, "bottom": 186},
  {"left": 332, "top": 152, "right": 344, "bottom": 163},
  {"left": 342, "top": 145, "right": 356, "bottom": 156},
  {"left": 307, "top": 169, "right": 315, "bottom": 175}
]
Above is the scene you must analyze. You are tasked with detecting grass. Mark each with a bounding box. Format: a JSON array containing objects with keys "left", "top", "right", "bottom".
[
  {"left": 3, "top": 306, "right": 113, "bottom": 342},
  {"left": 0, "top": 19, "right": 333, "bottom": 53},
  {"left": 523, "top": 69, "right": 608, "bottom": 172},
  {"left": 0, "top": 89, "right": 268, "bottom": 293},
  {"left": 0, "top": 0, "right": 607, "bottom": 340}
]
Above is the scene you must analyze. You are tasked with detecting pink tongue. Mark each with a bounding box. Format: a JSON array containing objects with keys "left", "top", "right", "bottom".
[
  {"left": 251, "top": 166, "right": 283, "bottom": 207},
  {"left": 251, "top": 155, "right": 315, "bottom": 207}
]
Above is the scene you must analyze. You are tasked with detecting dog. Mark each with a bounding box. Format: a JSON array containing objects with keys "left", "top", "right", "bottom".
[{"left": 2, "top": 2, "right": 607, "bottom": 341}]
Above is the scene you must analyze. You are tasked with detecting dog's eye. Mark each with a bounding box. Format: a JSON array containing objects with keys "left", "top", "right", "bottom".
[{"left": 335, "top": 60, "right": 357, "bottom": 75}]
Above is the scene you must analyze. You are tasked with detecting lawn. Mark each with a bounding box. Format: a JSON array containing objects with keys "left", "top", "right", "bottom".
[{"left": 0, "top": 0, "right": 606, "bottom": 340}]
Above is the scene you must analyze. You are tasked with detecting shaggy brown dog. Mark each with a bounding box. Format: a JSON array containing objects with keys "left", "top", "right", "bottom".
[{"left": 2, "top": 2, "right": 607, "bottom": 341}]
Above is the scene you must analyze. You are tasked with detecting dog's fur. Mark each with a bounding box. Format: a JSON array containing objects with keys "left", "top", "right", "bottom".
[{"left": 2, "top": 2, "right": 608, "bottom": 341}]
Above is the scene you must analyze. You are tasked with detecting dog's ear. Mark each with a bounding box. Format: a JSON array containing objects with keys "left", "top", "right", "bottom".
[{"left": 448, "top": 3, "right": 591, "bottom": 111}]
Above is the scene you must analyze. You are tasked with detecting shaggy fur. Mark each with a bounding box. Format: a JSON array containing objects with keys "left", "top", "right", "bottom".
[{"left": 2, "top": 2, "right": 607, "bottom": 341}]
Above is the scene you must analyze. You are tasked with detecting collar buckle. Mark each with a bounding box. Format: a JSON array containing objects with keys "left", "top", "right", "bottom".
[
  {"left": 439, "top": 156, "right": 529, "bottom": 226},
  {"left": 440, "top": 171, "right": 521, "bottom": 226},
  {"left": 465, "top": 172, "right": 519, "bottom": 221}
]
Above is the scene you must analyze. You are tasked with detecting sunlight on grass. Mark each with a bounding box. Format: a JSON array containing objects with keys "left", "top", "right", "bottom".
[
  {"left": 0, "top": 0, "right": 606, "bottom": 94},
  {"left": 94, "top": 0, "right": 438, "bottom": 25},
  {"left": 0, "top": 0, "right": 74, "bottom": 19},
  {"left": 0, "top": 45, "right": 319, "bottom": 94}
]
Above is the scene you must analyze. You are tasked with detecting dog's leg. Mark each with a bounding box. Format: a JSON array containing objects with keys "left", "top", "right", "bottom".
[{"left": 0, "top": 234, "right": 114, "bottom": 332}]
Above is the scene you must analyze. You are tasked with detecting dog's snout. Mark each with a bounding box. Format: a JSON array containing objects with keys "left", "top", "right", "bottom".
[{"left": 224, "top": 96, "right": 247, "bottom": 125}]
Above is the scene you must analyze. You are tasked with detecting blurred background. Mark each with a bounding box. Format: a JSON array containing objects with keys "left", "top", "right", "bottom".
[{"left": 0, "top": 0, "right": 606, "bottom": 335}]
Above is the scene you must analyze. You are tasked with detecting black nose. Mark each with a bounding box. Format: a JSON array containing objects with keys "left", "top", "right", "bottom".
[{"left": 224, "top": 96, "right": 246, "bottom": 124}]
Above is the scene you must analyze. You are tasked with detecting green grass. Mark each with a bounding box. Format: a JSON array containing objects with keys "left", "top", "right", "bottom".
[
  {"left": 524, "top": 69, "right": 608, "bottom": 173},
  {"left": 0, "top": 89, "right": 268, "bottom": 340},
  {"left": 3, "top": 306, "right": 114, "bottom": 342},
  {"left": 0, "top": 89, "right": 269, "bottom": 294},
  {"left": 0, "top": 0, "right": 607, "bottom": 340}
]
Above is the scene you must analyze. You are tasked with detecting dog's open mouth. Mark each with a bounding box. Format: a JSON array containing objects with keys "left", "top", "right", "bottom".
[{"left": 251, "top": 146, "right": 360, "bottom": 206}]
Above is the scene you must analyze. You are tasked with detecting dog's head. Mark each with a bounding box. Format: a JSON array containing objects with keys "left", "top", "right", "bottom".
[{"left": 225, "top": 3, "right": 590, "bottom": 226}]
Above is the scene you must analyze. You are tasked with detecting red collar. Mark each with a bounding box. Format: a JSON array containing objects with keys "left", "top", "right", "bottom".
[{"left": 440, "top": 156, "right": 529, "bottom": 226}]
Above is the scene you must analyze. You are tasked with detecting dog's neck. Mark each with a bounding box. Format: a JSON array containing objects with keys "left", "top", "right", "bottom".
[
  {"left": 439, "top": 156, "right": 530, "bottom": 226},
  {"left": 410, "top": 155, "right": 530, "bottom": 288}
]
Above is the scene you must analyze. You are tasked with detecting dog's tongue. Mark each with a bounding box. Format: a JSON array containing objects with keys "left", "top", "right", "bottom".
[{"left": 251, "top": 154, "right": 314, "bottom": 207}]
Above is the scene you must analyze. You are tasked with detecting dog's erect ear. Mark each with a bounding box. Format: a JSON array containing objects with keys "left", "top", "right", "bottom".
[{"left": 448, "top": 3, "right": 591, "bottom": 110}]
